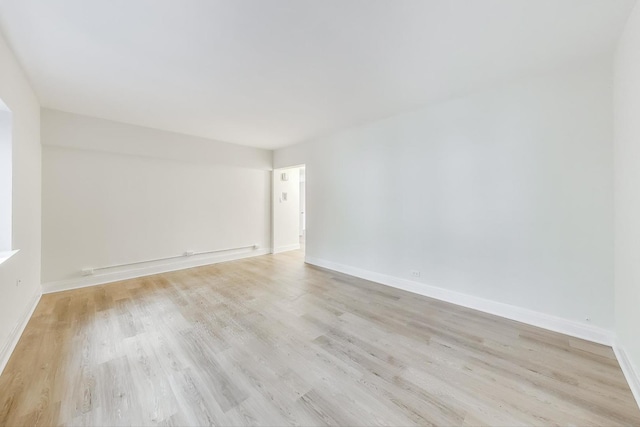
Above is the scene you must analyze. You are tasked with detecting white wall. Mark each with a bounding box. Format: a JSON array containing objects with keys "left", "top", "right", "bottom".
[
  {"left": 300, "top": 169, "right": 306, "bottom": 236},
  {"left": 41, "top": 109, "right": 272, "bottom": 288},
  {"left": 275, "top": 59, "right": 614, "bottom": 331},
  {"left": 272, "top": 166, "right": 301, "bottom": 253},
  {"left": 614, "top": 0, "right": 640, "bottom": 397},
  {"left": 0, "top": 33, "right": 42, "bottom": 368}
]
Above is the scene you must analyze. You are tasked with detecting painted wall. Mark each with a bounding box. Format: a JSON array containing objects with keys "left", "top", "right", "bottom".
[
  {"left": 0, "top": 33, "right": 42, "bottom": 365},
  {"left": 41, "top": 109, "right": 272, "bottom": 287},
  {"left": 272, "top": 166, "right": 301, "bottom": 253},
  {"left": 614, "top": 0, "right": 640, "bottom": 393},
  {"left": 300, "top": 168, "right": 306, "bottom": 236},
  {"left": 275, "top": 59, "right": 614, "bottom": 330}
]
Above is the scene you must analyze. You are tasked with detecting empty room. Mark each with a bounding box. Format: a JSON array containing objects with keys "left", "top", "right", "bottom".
[{"left": 1, "top": 0, "right": 640, "bottom": 425}]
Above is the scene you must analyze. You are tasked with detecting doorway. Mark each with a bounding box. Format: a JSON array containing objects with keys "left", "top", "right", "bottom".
[
  {"left": 299, "top": 167, "right": 306, "bottom": 250},
  {"left": 272, "top": 165, "right": 305, "bottom": 254}
]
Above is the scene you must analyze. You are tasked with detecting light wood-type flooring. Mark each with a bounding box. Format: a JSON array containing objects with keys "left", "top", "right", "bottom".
[{"left": 1, "top": 250, "right": 639, "bottom": 426}]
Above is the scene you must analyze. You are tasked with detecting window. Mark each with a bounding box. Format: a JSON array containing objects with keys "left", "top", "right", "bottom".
[{"left": 0, "top": 98, "right": 13, "bottom": 257}]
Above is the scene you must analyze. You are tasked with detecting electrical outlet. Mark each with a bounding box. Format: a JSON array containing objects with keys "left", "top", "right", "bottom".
[
  {"left": 411, "top": 270, "right": 421, "bottom": 278},
  {"left": 81, "top": 268, "right": 94, "bottom": 276},
  {"left": 15, "top": 279, "right": 21, "bottom": 287},
  {"left": 184, "top": 250, "right": 195, "bottom": 257}
]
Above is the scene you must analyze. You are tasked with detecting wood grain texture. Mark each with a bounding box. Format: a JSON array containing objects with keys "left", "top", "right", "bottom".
[{"left": 1, "top": 250, "right": 639, "bottom": 426}]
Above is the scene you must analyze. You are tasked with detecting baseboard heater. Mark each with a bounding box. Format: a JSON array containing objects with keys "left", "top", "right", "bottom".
[{"left": 81, "top": 244, "right": 259, "bottom": 276}]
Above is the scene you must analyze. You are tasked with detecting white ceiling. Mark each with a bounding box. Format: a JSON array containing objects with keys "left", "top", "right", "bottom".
[{"left": 0, "top": 1, "right": 635, "bottom": 149}]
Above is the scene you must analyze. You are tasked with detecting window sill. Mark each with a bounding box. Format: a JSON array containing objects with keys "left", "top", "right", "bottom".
[{"left": 0, "top": 249, "right": 19, "bottom": 266}]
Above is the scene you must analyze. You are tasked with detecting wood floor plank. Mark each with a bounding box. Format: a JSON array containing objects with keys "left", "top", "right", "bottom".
[{"left": 0, "top": 250, "right": 639, "bottom": 426}]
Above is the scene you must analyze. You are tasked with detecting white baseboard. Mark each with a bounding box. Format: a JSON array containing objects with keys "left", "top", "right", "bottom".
[
  {"left": 272, "top": 243, "right": 301, "bottom": 254},
  {"left": 613, "top": 342, "right": 640, "bottom": 410},
  {"left": 43, "top": 248, "right": 271, "bottom": 294},
  {"left": 305, "top": 256, "right": 613, "bottom": 346},
  {"left": 0, "top": 287, "right": 42, "bottom": 376}
]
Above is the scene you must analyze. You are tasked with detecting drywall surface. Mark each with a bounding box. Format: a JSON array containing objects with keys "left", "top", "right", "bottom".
[
  {"left": 0, "top": 33, "right": 42, "bottom": 361},
  {"left": 275, "top": 59, "right": 614, "bottom": 330},
  {"left": 614, "top": 0, "right": 640, "bottom": 392},
  {"left": 41, "top": 110, "right": 271, "bottom": 284},
  {"left": 42, "top": 109, "right": 271, "bottom": 169},
  {"left": 272, "top": 167, "right": 300, "bottom": 253}
]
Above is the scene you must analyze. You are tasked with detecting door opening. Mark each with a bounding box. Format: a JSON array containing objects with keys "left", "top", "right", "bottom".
[
  {"left": 299, "top": 167, "right": 306, "bottom": 250},
  {"left": 272, "top": 165, "right": 305, "bottom": 255}
]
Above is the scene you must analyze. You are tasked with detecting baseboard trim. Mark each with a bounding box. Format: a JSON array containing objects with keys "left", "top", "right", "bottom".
[
  {"left": 272, "top": 243, "right": 301, "bottom": 254},
  {"left": 43, "top": 248, "right": 271, "bottom": 294},
  {"left": 613, "top": 342, "right": 640, "bottom": 410},
  {"left": 0, "top": 287, "right": 42, "bottom": 376},
  {"left": 305, "top": 256, "right": 613, "bottom": 346}
]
